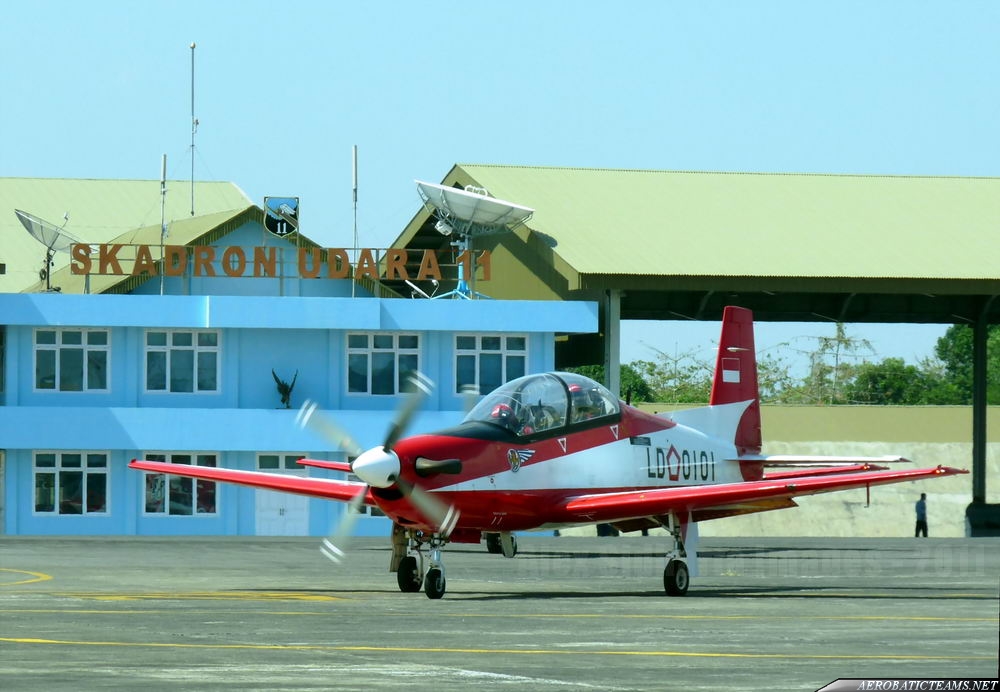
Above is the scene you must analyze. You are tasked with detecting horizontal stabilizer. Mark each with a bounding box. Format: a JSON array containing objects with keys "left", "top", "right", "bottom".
[
  {"left": 763, "top": 463, "right": 889, "bottom": 481},
  {"left": 736, "top": 454, "right": 909, "bottom": 465}
]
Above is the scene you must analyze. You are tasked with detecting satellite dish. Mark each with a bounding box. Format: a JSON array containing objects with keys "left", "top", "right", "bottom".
[
  {"left": 415, "top": 181, "right": 534, "bottom": 299},
  {"left": 415, "top": 180, "right": 533, "bottom": 232},
  {"left": 14, "top": 209, "right": 84, "bottom": 292}
]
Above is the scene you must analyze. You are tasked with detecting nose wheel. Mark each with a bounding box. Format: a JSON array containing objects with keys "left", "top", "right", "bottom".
[{"left": 393, "top": 530, "right": 449, "bottom": 599}]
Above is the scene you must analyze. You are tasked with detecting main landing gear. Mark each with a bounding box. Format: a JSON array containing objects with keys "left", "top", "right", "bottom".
[
  {"left": 660, "top": 514, "right": 693, "bottom": 597},
  {"left": 484, "top": 531, "right": 518, "bottom": 557},
  {"left": 391, "top": 525, "right": 449, "bottom": 599}
]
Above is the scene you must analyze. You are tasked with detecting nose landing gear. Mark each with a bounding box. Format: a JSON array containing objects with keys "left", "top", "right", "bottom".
[{"left": 391, "top": 526, "right": 450, "bottom": 599}]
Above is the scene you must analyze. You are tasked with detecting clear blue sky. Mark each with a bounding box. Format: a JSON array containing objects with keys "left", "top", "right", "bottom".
[{"left": 3, "top": 1, "right": 997, "bottom": 371}]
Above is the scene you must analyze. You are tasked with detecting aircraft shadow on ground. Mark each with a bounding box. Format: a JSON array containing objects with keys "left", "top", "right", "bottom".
[{"left": 238, "top": 584, "right": 994, "bottom": 602}]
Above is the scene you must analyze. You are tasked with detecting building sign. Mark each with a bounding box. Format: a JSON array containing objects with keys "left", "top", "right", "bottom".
[
  {"left": 69, "top": 244, "right": 490, "bottom": 282},
  {"left": 263, "top": 197, "right": 299, "bottom": 238}
]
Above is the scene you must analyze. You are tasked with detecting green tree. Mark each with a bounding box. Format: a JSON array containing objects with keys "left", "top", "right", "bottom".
[
  {"left": 843, "top": 358, "right": 932, "bottom": 404},
  {"left": 931, "top": 324, "right": 1000, "bottom": 404},
  {"left": 790, "top": 324, "right": 874, "bottom": 404},
  {"left": 631, "top": 351, "right": 714, "bottom": 403},
  {"left": 566, "top": 363, "right": 655, "bottom": 403}
]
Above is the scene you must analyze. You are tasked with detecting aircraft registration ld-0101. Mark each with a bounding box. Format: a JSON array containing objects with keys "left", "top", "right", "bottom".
[{"left": 130, "top": 307, "right": 966, "bottom": 599}]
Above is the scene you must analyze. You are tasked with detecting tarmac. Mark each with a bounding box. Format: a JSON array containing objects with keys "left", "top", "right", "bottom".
[{"left": 0, "top": 535, "right": 997, "bottom": 691}]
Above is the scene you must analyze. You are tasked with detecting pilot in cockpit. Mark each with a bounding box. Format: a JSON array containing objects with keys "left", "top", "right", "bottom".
[
  {"left": 491, "top": 401, "right": 536, "bottom": 436},
  {"left": 569, "top": 383, "right": 601, "bottom": 423}
]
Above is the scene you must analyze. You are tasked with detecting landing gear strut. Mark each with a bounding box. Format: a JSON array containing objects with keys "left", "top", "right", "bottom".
[
  {"left": 660, "top": 513, "right": 692, "bottom": 596},
  {"left": 484, "top": 531, "right": 518, "bottom": 557}
]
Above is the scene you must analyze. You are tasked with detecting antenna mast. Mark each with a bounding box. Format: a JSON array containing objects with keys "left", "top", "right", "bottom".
[
  {"left": 352, "top": 145, "right": 358, "bottom": 298},
  {"left": 190, "top": 41, "right": 197, "bottom": 216},
  {"left": 160, "top": 154, "right": 167, "bottom": 295}
]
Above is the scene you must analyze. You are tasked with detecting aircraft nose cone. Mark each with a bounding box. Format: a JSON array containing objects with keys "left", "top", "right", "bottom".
[{"left": 352, "top": 447, "right": 400, "bottom": 488}]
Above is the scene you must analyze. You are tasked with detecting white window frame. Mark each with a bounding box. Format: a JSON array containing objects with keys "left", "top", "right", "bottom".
[
  {"left": 455, "top": 333, "right": 528, "bottom": 394},
  {"left": 1, "top": 325, "right": 6, "bottom": 394},
  {"left": 144, "top": 329, "right": 221, "bottom": 394},
  {"left": 346, "top": 332, "right": 421, "bottom": 396},
  {"left": 33, "top": 327, "right": 110, "bottom": 392},
  {"left": 256, "top": 453, "right": 307, "bottom": 472},
  {"left": 32, "top": 450, "right": 110, "bottom": 515},
  {"left": 140, "top": 452, "right": 219, "bottom": 516}
]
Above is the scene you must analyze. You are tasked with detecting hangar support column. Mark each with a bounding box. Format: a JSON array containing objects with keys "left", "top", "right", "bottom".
[
  {"left": 967, "top": 298, "right": 1000, "bottom": 536},
  {"left": 602, "top": 289, "right": 621, "bottom": 398}
]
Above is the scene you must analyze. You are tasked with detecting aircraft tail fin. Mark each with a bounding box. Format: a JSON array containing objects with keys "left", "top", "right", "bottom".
[{"left": 710, "top": 306, "right": 762, "bottom": 455}]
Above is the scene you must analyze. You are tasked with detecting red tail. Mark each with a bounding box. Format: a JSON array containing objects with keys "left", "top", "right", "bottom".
[{"left": 710, "top": 306, "right": 762, "bottom": 455}]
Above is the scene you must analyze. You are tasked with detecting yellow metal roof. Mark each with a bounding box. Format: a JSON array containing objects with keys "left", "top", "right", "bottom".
[
  {"left": 34, "top": 207, "right": 259, "bottom": 295},
  {"left": 444, "top": 165, "right": 1000, "bottom": 281},
  {"left": 1, "top": 177, "right": 251, "bottom": 293}
]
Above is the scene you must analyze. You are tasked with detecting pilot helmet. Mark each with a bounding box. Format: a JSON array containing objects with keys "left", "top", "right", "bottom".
[{"left": 491, "top": 403, "right": 515, "bottom": 421}]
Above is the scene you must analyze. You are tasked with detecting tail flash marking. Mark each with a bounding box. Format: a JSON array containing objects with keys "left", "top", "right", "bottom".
[{"left": 721, "top": 357, "right": 741, "bottom": 383}]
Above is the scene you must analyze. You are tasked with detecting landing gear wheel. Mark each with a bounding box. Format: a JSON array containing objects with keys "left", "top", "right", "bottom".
[
  {"left": 485, "top": 533, "right": 502, "bottom": 554},
  {"left": 424, "top": 567, "right": 446, "bottom": 599},
  {"left": 396, "top": 556, "right": 422, "bottom": 593},
  {"left": 663, "top": 559, "right": 689, "bottom": 596}
]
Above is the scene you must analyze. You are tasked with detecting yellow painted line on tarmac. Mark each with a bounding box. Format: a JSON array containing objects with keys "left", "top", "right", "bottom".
[
  {"left": 0, "top": 568, "right": 53, "bottom": 586},
  {"left": 0, "top": 636, "right": 992, "bottom": 662},
  {"left": 19, "top": 591, "right": 345, "bottom": 602}
]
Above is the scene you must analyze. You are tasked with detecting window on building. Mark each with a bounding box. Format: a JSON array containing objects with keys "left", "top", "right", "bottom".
[
  {"left": 34, "top": 328, "right": 109, "bottom": 392},
  {"left": 257, "top": 453, "right": 305, "bottom": 471},
  {"left": 33, "top": 451, "right": 109, "bottom": 514},
  {"left": 141, "top": 453, "right": 217, "bottom": 515},
  {"left": 455, "top": 334, "right": 527, "bottom": 394},
  {"left": 145, "top": 330, "right": 220, "bottom": 393},
  {"left": 346, "top": 333, "right": 420, "bottom": 395}
]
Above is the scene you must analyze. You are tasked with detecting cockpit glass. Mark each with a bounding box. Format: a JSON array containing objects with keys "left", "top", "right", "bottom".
[{"left": 464, "top": 372, "right": 620, "bottom": 437}]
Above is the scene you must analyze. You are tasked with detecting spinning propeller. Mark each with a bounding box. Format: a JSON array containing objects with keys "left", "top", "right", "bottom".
[{"left": 296, "top": 372, "right": 459, "bottom": 563}]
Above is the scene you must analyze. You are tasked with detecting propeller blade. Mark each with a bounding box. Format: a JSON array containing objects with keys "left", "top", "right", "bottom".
[
  {"left": 397, "top": 476, "right": 459, "bottom": 537},
  {"left": 296, "top": 400, "right": 364, "bottom": 458},
  {"left": 319, "top": 484, "right": 368, "bottom": 564},
  {"left": 383, "top": 371, "right": 433, "bottom": 452}
]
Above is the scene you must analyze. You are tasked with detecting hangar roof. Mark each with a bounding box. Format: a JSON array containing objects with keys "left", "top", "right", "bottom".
[
  {"left": 451, "top": 165, "right": 1000, "bottom": 280},
  {"left": 391, "top": 164, "right": 1000, "bottom": 323},
  {"left": 0, "top": 177, "right": 251, "bottom": 293}
]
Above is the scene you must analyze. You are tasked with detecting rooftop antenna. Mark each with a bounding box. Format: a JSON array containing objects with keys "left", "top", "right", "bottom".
[
  {"left": 190, "top": 41, "right": 197, "bottom": 217},
  {"left": 415, "top": 181, "right": 533, "bottom": 299},
  {"left": 352, "top": 145, "right": 358, "bottom": 298},
  {"left": 160, "top": 153, "right": 168, "bottom": 295},
  {"left": 14, "top": 209, "right": 84, "bottom": 293}
]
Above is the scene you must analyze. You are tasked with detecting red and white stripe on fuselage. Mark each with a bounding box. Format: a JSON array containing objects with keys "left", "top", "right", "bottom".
[{"left": 378, "top": 402, "right": 750, "bottom": 532}]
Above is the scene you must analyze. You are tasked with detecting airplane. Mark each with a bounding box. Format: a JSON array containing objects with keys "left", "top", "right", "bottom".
[{"left": 129, "top": 306, "right": 967, "bottom": 599}]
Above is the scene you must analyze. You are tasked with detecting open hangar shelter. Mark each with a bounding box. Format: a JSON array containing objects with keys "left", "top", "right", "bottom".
[
  {"left": 390, "top": 164, "right": 1000, "bottom": 533},
  {"left": 0, "top": 176, "right": 596, "bottom": 536}
]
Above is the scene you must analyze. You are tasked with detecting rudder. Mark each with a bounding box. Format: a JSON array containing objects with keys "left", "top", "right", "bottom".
[{"left": 710, "top": 306, "right": 761, "bottom": 455}]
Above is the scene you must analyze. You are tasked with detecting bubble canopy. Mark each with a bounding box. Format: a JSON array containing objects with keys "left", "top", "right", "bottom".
[{"left": 464, "top": 372, "right": 620, "bottom": 437}]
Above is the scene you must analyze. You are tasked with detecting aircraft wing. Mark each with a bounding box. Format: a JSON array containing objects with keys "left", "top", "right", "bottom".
[
  {"left": 128, "top": 459, "right": 374, "bottom": 505},
  {"left": 562, "top": 465, "right": 967, "bottom": 524}
]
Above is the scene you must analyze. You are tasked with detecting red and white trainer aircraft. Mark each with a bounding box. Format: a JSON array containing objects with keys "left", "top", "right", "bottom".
[{"left": 130, "top": 306, "right": 966, "bottom": 599}]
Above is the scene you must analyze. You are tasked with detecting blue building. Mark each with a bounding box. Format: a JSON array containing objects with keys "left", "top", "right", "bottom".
[{"left": 0, "top": 177, "right": 597, "bottom": 536}]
